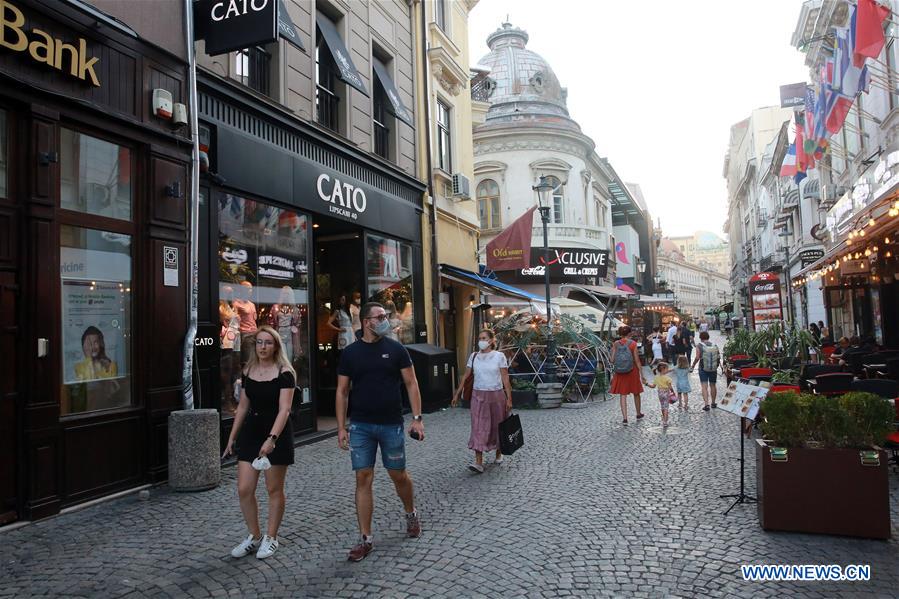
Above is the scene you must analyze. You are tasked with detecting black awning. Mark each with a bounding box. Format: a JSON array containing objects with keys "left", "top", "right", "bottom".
[
  {"left": 278, "top": 0, "right": 305, "bottom": 52},
  {"left": 316, "top": 13, "right": 368, "bottom": 96},
  {"left": 373, "top": 59, "right": 413, "bottom": 127},
  {"left": 801, "top": 177, "right": 820, "bottom": 201}
]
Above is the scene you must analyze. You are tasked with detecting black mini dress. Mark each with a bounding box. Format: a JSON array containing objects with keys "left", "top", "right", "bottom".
[{"left": 236, "top": 370, "right": 295, "bottom": 466}]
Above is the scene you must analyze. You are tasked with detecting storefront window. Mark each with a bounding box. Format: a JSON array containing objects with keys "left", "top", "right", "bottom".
[
  {"left": 366, "top": 234, "right": 415, "bottom": 343},
  {"left": 60, "top": 128, "right": 132, "bottom": 221},
  {"left": 0, "top": 110, "right": 6, "bottom": 198},
  {"left": 60, "top": 225, "right": 132, "bottom": 415},
  {"left": 218, "top": 193, "right": 310, "bottom": 418}
]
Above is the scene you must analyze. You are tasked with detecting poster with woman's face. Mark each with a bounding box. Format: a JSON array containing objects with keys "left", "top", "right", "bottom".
[{"left": 62, "top": 280, "right": 126, "bottom": 384}]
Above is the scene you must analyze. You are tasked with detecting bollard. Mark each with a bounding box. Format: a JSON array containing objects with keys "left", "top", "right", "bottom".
[{"left": 168, "top": 409, "right": 220, "bottom": 492}]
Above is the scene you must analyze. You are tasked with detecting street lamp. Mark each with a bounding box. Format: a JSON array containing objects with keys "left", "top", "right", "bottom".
[{"left": 533, "top": 174, "right": 556, "bottom": 383}]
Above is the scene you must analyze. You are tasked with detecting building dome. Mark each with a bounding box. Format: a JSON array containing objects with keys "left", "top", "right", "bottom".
[
  {"left": 659, "top": 238, "right": 686, "bottom": 261},
  {"left": 476, "top": 23, "right": 580, "bottom": 131}
]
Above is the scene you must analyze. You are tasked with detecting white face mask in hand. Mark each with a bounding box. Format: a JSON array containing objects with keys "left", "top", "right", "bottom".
[
  {"left": 478, "top": 340, "right": 490, "bottom": 351},
  {"left": 251, "top": 456, "right": 271, "bottom": 471}
]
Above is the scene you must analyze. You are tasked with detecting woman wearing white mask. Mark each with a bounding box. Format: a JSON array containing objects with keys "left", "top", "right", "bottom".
[{"left": 451, "top": 329, "right": 512, "bottom": 473}]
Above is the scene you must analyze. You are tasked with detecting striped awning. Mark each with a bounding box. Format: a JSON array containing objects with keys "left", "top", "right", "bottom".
[{"left": 801, "top": 178, "right": 820, "bottom": 201}]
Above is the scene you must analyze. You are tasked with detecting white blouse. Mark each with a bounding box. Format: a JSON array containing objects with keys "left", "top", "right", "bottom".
[{"left": 467, "top": 350, "right": 508, "bottom": 391}]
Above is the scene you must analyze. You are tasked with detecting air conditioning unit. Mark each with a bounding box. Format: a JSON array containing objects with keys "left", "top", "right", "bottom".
[{"left": 451, "top": 173, "right": 471, "bottom": 200}]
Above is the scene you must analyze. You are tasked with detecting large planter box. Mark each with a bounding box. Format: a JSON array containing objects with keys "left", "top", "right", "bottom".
[
  {"left": 512, "top": 390, "right": 537, "bottom": 408},
  {"left": 756, "top": 440, "right": 892, "bottom": 539}
]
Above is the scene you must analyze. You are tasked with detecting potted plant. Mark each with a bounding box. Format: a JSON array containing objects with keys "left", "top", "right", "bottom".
[
  {"left": 723, "top": 328, "right": 753, "bottom": 360},
  {"left": 756, "top": 391, "right": 894, "bottom": 539},
  {"left": 510, "top": 378, "right": 537, "bottom": 408}
]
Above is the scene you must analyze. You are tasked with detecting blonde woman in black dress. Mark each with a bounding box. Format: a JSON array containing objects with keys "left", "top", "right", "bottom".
[{"left": 223, "top": 325, "right": 296, "bottom": 559}]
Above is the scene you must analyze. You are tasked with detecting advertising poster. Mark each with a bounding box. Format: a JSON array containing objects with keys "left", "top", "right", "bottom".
[
  {"left": 62, "top": 280, "right": 127, "bottom": 384},
  {"left": 748, "top": 272, "right": 783, "bottom": 330},
  {"left": 717, "top": 381, "right": 769, "bottom": 421}
]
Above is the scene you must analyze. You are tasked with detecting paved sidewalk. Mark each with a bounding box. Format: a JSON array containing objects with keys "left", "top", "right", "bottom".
[{"left": 2, "top": 346, "right": 898, "bottom": 597}]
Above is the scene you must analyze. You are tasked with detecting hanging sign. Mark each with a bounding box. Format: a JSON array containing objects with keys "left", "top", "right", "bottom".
[
  {"left": 798, "top": 249, "right": 824, "bottom": 268},
  {"left": 194, "top": 0, "right": 278, "bottom": 56},
  {"left": 748, "top": 272, "right": 783, "bottom": 330},
  {"left": 508, "top": 247, "right": 609, "bottom": 282}
]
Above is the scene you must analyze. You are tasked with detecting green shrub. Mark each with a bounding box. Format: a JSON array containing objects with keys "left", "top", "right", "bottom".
[{"left": 760, "top": 391, "right": 894, "bottom": 449}]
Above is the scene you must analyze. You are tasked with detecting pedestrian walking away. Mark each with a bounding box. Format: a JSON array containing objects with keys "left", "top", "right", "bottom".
[
  {"left": 681, "top": 321, "right": 694, "bottom": 364},
  {"left": 674, "top": 355, "right": 691, "bottom": 411},
  {"left": 336, "top": 302, "right": 424, "bottom": 562},
  {"left": 665, "top": 321, "right": 678, "bottom": 362},
  {"left": 610, "top": 325, "right": 647, "bottom": 424},
  {"left": 452, "top": 329, "right": 513, "bottom": 473},
  {"left": 691, "top": 331, "right": 722, "bottom": 411},
  {"left": 648, "top": 326, "right": 664, "bottom": 367},
  {"left": 644, "top": 362, "right": 675, "bottom": 427},
  {"left": 223, "top": 325, "right": 296, "bottom": 560}
]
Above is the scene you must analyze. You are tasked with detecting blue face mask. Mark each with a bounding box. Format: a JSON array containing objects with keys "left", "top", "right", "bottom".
[{"left": 373, "top": 318, "right": 392, "bottom": 337}]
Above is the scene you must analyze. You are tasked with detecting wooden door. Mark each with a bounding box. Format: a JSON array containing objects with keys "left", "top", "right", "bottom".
[{"left": 0, "top": 271, "right": 18, "bottom": 525}]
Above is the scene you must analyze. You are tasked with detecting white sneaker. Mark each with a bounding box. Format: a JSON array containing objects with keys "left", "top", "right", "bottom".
[
  {"left": 230, "top": 534, "right": 258, "bottom": 558},
  {"left": 256, "top": 535, "right": 278, "bottom": 559},
  {"left": 494, "top": 455, "right": 504, "bottom": 465},
  {"left": 468, "top": 463, "right": 484, "bottom": 473}
]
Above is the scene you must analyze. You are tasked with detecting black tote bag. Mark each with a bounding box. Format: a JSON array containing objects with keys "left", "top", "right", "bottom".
[{"left": 498, "top": 413, "right": 524, "bottom": 455}]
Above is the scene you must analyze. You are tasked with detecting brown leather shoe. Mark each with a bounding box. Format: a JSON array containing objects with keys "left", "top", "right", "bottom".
[
  {"left": 347, "top": 541, "right": 373, "bottom": 562},
  {"left": 405, "top": 511, "right": 421, "bottom": 538}
]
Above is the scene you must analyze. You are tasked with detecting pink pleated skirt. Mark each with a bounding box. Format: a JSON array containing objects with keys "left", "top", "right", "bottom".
[{"left": 468, "top": 389, "right": 508, "bottom": 452}]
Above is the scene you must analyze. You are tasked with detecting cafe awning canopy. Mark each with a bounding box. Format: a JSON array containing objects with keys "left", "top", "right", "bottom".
[
  {"left": 278, "top": 0, "right": 305, "bottom": 51},
  {"left": 439, "top": 264, "right": 545, "bottom": 302}
]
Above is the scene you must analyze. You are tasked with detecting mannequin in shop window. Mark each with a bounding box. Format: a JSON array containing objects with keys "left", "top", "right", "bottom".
[
  {"left": 220, "top": 287, "right": 241, "bottom": 414},
  {"left": 270, "top": 286, "right": 302, "bottom": 363},
  {"left": 233, "top": 281, "right": 258, "bottom": 364},
  {"left": 329, "top": 293, "right": 355, "bottom": 350},
  {"left": 384, "top": 300, "right": 402, "bottom": 341}
]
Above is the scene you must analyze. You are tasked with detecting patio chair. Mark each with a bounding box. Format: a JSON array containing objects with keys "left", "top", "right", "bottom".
[
  {"left": 885, "top": 358, "right": 899, "bottom": 381},
  {"left": 775, "top": 356, "right": 802, "bottom": 370},
  {"left": 799, "top": 364, "right": 845, "bottom": 391},
  {"left": 849, "top": 378, "right": 899, "bottom": 399},
  {"left": 885, "top": 399, "right": 899, "bottom": 473},
  {"left": 812, "top": 372, "right": 854, "bottom": 396},
  {"left": 844, "top": 352, "right": 876, "bottom": 377}
]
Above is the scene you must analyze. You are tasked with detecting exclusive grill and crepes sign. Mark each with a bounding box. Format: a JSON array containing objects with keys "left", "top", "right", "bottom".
[{"left": 515, "top": 247, "right": 609, "bottom": 281}]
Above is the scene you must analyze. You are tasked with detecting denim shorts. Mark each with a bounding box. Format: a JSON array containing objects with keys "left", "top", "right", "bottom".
[
  {"left": 698, "top": 369, "right": 718, "bottom": 384},
  {"left": 349, "top": 421, "right": 406, "bottom": 471}
]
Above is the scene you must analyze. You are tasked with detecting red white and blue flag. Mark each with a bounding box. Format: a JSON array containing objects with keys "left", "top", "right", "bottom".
[{"left": 780, "top": 142, "right": 798, "bottom": 178}]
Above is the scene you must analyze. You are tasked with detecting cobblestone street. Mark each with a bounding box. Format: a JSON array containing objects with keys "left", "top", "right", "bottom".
[{"left": 2, "top": 342, "right": 899, "bottom": 598}]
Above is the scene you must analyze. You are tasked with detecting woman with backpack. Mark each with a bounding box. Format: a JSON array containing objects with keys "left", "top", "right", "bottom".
[
  {"left": 690, "top": 331, "right": 721, "bottom": 412},
  {"left": 610, "top": 325, "right": 647, "bottom": 424}
]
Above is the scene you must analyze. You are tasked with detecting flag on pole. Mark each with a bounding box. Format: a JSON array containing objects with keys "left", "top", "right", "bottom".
[
  {"left": 485, "top": 206, "right": 537, "bottom": 271},
  {"left": 854, "top": 0, "right": 891, "bottom": 67},
  {"left": 780, "top": 143, "right": 798, "bottom": 178},
  {"left": 795, "top": 114, "right": 813, "bottom": 173}
]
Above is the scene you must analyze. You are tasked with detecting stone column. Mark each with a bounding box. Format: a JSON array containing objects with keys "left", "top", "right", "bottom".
[{"left": 168, "top": 409, "right": 220, "bottom": 492}]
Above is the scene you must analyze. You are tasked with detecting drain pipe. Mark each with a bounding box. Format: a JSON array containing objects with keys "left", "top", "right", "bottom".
[
  {"left": 418, "top": 0, "right": 440, "bottom": 346},
  {"left": 181, "top": 0, "right": 201, "bottom": 411}
]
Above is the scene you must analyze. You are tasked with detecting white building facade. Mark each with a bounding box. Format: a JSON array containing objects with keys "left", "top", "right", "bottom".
[
  {"left": 657, "top": 240, "right": 731, "bottom": 319},
  {"left": 472, "top": 23, "right": 649, "bottom": 295}
]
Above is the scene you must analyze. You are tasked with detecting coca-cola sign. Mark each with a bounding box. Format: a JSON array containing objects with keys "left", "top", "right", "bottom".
[{"left": 748, "top": 272, "right": 782, "bottom": 329}]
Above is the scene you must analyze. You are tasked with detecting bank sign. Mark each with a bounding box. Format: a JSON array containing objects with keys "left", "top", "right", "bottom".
[{"left": 513, "top": 248, "right": 609, "bottom": 282}]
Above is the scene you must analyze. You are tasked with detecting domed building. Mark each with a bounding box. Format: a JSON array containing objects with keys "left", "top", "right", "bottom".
[{"left": 472, "top": 23, "right": 653, "bottom": 298}]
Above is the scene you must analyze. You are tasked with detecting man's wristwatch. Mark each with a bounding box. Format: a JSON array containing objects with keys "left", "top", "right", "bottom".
[{"left": 412, "top": 415, "right": 423, "bottom": 422}]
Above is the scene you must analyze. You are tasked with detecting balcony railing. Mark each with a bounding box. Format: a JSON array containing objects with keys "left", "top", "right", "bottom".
[
  {"left": 471, "top": 77, "right": 492, "bottom": 102},
  {"left": 531, "top": 224, "right": 607, "bottom": 243},
  {"left": 236, "top": 46, "right": 271, "bottom": 96},
  {"left": 374, "top": 120, "right": 389, "bottom": 159},
  {"left": 316, "top": 84, "right": 340, "bottom": 132}
]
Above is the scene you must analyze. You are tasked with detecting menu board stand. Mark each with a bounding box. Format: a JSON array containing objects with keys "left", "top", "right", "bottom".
[{"left": 716, "top": 380, "right": 770, "bottom": 515}]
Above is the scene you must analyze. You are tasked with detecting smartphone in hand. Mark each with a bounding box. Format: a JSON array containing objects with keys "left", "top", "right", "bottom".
[{"left": 409, "top": 429, "right": 422, "bottom": 441}]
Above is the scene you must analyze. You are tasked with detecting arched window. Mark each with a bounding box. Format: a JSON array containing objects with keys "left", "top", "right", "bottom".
[
  {"left": 544, "top": 175, "right": 564, "bottom": 223},
  {"left": 477, "top": 179, "right": 501, "bottom": 230}
]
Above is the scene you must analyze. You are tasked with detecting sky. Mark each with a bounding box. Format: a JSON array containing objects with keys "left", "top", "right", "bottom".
[{"left": 468, "top": 0, "right": 810, "bottom": 238}]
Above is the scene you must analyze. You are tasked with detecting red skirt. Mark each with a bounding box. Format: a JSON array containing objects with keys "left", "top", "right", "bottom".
[{"left": 610, "top": 367, "right": 644, "bottom": 395}]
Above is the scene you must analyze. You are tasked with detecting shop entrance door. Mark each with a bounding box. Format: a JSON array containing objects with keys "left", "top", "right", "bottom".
[
  {"left": 0, "top": 272, "right": 18, "bottom": 525},
  {"left": 312, "top": 220, "right": 364, "bottom": 431},
  {"left": 0, "top": 106, "right": 19, "bottom": 525}
]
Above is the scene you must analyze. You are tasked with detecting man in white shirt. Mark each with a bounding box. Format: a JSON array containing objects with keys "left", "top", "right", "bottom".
[{"left": 666, "top": 323, "right": 677, "bottom": 362}]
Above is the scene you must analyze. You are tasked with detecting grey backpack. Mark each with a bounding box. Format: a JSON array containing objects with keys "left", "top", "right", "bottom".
[{"left": 613, "top": 341, "right": 635, "bottom": 374}]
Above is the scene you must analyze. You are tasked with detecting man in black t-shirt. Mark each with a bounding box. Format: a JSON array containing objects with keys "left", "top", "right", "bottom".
[{"left": 336, "top": 302, "right": 424, "bottom": 562}]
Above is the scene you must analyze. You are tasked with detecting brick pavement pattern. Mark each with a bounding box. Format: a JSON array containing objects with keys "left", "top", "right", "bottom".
[{"left": 2, "top": 334, "right": 899, "bottom": 597}]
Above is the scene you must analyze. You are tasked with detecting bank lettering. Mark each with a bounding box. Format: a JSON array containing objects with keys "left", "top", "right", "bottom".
[
  {"left": 0, "top": 0, "right": 100, "bottom": 86},
  {"left": 317, "top": 173, "right": 367, "bottom": 220}
]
